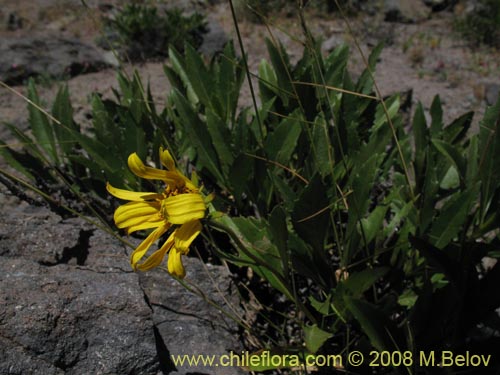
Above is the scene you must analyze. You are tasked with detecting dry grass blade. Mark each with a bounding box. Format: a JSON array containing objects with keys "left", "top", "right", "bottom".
[
  {"left": 292, "top": 80, "right": 379, "bottom": 100},
  {"left": 229, "top": 0, "right": 264, "bottom": 144},
  {"left": 296, "top": 190, "right": 352, "bottom": 223},
  {"left": 0, "top": 80, "right": 73, "bottom": 133},
  {"left": 243, "top": 152, "right": 309, "bottom": 184}
]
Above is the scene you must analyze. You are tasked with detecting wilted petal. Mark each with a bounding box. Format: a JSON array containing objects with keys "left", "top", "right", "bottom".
[
  {"left": 174, "top": 220, "right": 202, "bottom": 254},
  {"left": 168, "top": 248, "right": 186, "bottom": 278}
]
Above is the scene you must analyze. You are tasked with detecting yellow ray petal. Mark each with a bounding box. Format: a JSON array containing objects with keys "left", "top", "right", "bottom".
[
  {"left": 182, "top": 177, "right": 198, "bottom": 191},
  {"left": 130, "top": 223, "right": 169, "bottom": 269},
  {"left": 136, "top": 232, "right": 175, "bottom": 271},
  {"left": 168, "top": 248, "right": 186, "bottom": 278},
  {"left": 126, "top": 217, "right": 165, "bottom": 234},
  {"left": 114, "top": 201, "right": 160, "bottom": 228},
  {"left": 174, "top": 220, "right": 202, "bottom": 254},
  {"left": 128, "top": 153, "right": 179, "bottom": 182},
  {"left": 163, "top": 193, "right": 206, "bottom": 224},
  {"left": 159, "top": 148, "right": 198, "bottom": 190},
  {"left": 160, "top": 148, "right": 176, "bottom": 171},
  {"left": 106, "top": 182, "right": 163, "bottom": 201}
]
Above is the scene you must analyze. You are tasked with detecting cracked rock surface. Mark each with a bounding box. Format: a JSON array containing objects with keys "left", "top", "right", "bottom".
[{"left": 0, "top": 200, "right": 245, "bottom": 375}]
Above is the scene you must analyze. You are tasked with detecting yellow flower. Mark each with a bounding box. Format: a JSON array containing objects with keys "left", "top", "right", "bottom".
[{"left": 107, "top": 148, "right": 206, "bottom": 278}]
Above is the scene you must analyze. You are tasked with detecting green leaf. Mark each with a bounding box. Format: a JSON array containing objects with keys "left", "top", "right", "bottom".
[
  {"left": 439, "top": 166, "right": 459, "bottom": 190},
  {"left": 51, "top": 85, "right": 78, "bottom": 157},
  {"left": 443, "top": 111, "right": 473, "bottom": 145},
  {"left": 309, "top": 294, "right": 332, "bottom": 315},
  {"left": 269, "top": 205, "right": 289, "bottom": 276},
  {"left": 478, "top": 96, "right": 500, "bottom": 220},
  {"left": 90, "top": 94, "right": 112, "bottom": 140},
  {"left": 217, "top": 43, "right": 243, "bottom": 122},
  {"left": 430, "top": 273, "right": 449, "bottom": 290},
  {"left": 168, "top": 88, "right": 224, "bottom": 182},
  {"left": 117, "top": 71, "right": 144, "bottom": 123},
  {"left": 163, "top": 64, "right": 185, "bottom": 94},
  {"left": 342, "top": 267, "right": 389, "bottom": 297},
  {"left": 2, "top": 122, "right": 43, "bottom": 159},
  {"left": 292, "top": 175, "right": 329, "bottom": 252},
  {"left": 0, "top": 140, "right": 35, "bottom": 180},
  {"left": 466, "top": 135, "right": 479, "bottom": 186},
  {"left": 413, "top": 102, "right": 428, "bottom": 186},
  {"left": 429, "top": 187, "right": 478, "bottom": 248},
  {"left": 122, "top": 113, "right": 147, "bottom": 160},
  {"left": 356, "top": 42, "right": 383, "bottom": 94},
  {"left": 398, "top": 289, "right": 418, "bottom": 308},
  {"left": 206, "top": 111, "right": 234, "bottom": 176},
  {"left": 265, "top": 114, "right": 302, "bottom": 165},
  {"left": 168, "top": 46, "right": 199, "bottom": 105},
  {"left": 228, "top": 153, "right": 253, "bottom": 202},
  {"left": 409, "top": 236, "right": 460, "bottom": 283},
  {"left": 27, "top": 78, "right": 58, "bottom": 163},
  {"left": 431, "top": 139, "right": 466, "bottom": 181},
  {"left": 372, "top": 95, "right": 400, "bottom": 132},
  {"left": 216, "top": 216, "right": 294, "bottom": 301},
  {"left": 258, "top": 58, "right": 279, "bottom": 104},
  {"left": 258, "top": 59, "right": 277, "bottom": 86},
  {"left": 386, "top": 194, "right": 418, "bottom": 237},
  {"left": 184, "top": 43, "right": 215, "bottom": 112},
  {"left": 265, "top": 38, "right": 293, "bottom": 105},
  {"left": 344, "top": 297, "right": 397, "bottom": 351},
  {"left": 360, "top": 205, "right": 388, "bottom": 244},
  {"left": 269, "top": 172, "right": 296, "bottom": 212},
  {"left": 325, "top": 44, "right": 349, "bottom": 91},
  {"left": 288, "top": 232, "right": 332, "bottom": 289},
  {"left": 310, "top": 115, "right": 332, "bottom": 178},
  {"left": 429, "top": 95, "right": 443, "bottom": 136},
  {"left": 68, "top": 154, "right": 109, "bottom": 185},
  {"left": 62, "top": 125, "right": 122, "bottom": 177},
  {"left": 304, "top": 324, "right": 333, "bottom": 353},
  {"left": 348, "top": 153, "right": 381, "bottom": 226},
  {"left": 419, "top": 157, "right": 439, "bottom": 232}
]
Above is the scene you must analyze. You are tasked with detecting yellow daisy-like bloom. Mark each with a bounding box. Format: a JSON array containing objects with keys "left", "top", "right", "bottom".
[{"left": 107, "top": 148, "right": 206, "bottom": 278}]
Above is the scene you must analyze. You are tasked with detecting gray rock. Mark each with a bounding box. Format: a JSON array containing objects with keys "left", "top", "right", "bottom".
[
  {"left": 485, "top": 83, "right": 500, "bottom": 106},
  {"left": 162, "top": 0, "right": 212, "bottom": 12},
  {"left": 101, "top": 50, "right": 120, "bottom": 68},
  {"left": 323, "top": 35, "right": 344, "bottom": 53},
  {"left": 139, "top": 258, "right": 246, "bottom": 375},
  {"left": 384, "top": 0, "right": 431, "bottom": 23},
  {"left": 0, "top": 207, "right": 159, "bottom": 374},
  {"left": 199, "top": 18, "right": 229, "bottom": 57},
  {"left": 0, "top": 202, "right": 244, "bottom": 374},
  {"left": 0, "top": 36, "right": 111, "bottom": 85}
]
